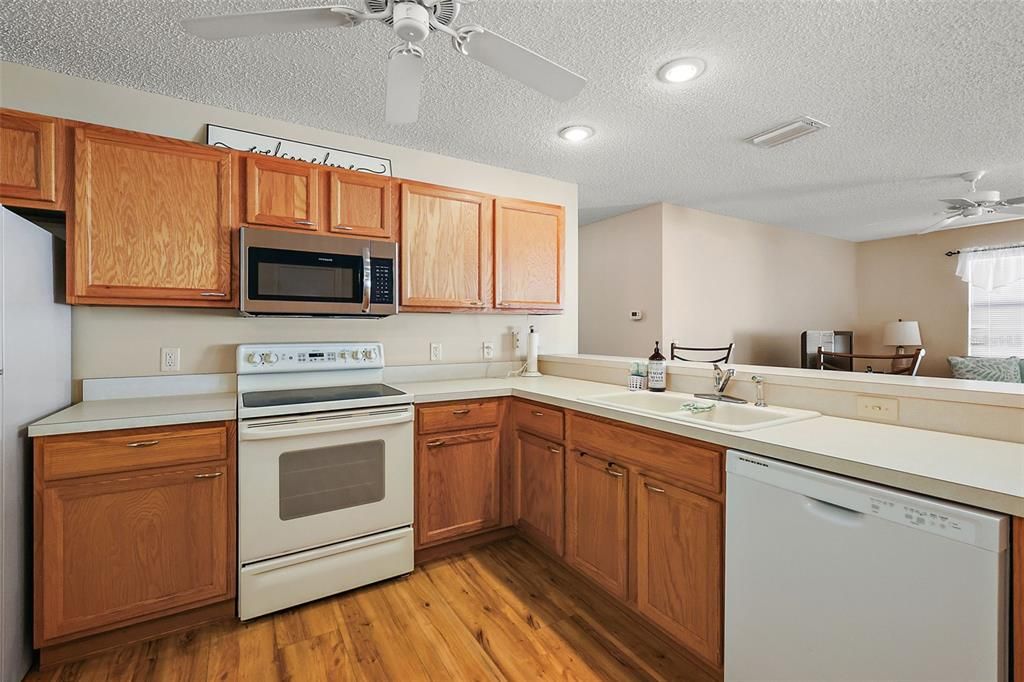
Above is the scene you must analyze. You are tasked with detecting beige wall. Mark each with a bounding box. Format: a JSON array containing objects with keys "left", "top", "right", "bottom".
[
  {"left": 578, "top": 204, "right": 663, "bottom": 357},
  {"left": 855, "top": 219, "right": 1024, "bottom": 378},
  {"left": 0, "top": 62, "right": 579, "bottom": 379},
  {"left": 661, "top": 204, "right": 858, "bottom": 367}
]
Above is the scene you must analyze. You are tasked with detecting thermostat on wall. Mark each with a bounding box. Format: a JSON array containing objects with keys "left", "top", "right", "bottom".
[{"left": 629, "top": 310, "right": 644, "bottom": 321}]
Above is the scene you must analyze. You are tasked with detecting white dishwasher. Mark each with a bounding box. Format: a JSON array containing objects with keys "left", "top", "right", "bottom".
[{"left": 725, "top": 451, "right": 1009, "bottom": 682}]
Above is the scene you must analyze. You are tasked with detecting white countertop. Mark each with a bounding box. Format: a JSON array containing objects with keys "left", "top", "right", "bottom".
[
  {"left": 28, "top": 392, "right": 237, "bottom": 437},
  {"left": 28, "top": 374, "right": 1024, "bottom": 516},
  {"left": 392, "top": 375, "right": 1024, "bottom": 517}
]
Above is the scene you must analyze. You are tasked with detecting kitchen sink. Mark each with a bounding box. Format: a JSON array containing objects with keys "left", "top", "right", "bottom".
[{"left": 578, "top": 391, "right": 820, "bottom": 432}]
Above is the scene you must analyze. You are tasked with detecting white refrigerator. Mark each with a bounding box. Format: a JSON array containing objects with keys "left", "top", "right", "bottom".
[{"left": 0, "top": 207, "right": 71, "bottom": 681}]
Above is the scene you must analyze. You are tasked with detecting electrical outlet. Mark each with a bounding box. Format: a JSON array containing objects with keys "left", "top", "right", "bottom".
[
  {"left": 429, "top": 342, "right": 442, "bottom": 362},
  {"left": 482, "top": 342, "right": 495, "bottom": 360},
  {"left": 856, "top": 395, "right": 899, "bottom": 422},
  {"left": 160, "top": 347, "right": 181, "bottom": 372},
  {"left": 512, "top": 328, "right": 522, "bottom": 354}
]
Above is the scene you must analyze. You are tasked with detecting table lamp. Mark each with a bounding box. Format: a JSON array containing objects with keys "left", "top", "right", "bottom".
[{"left": 882, "top": 319, "right": 922, "bottom": 354}]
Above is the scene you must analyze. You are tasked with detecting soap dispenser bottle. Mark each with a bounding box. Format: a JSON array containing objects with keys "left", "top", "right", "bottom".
[{"left": 648, "top": 342, "right": 666, "bottom": 392}]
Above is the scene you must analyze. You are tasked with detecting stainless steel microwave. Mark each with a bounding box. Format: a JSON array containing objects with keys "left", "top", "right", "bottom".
[{"left": 240, "top": 227, "right": 398, "bottom": 317}]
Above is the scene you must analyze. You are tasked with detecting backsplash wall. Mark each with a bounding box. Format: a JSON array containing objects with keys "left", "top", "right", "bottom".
[{"left": 0, "top": 63, "right": 579, "bottom": 379}]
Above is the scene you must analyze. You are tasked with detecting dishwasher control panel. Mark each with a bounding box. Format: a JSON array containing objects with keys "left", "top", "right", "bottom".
[{"left": 867, "top": 496, "right": 976, "bottom": 544}]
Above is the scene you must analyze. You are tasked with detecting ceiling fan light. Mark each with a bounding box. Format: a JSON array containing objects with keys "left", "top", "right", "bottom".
[
  {"left": 558, "top": 125, "right": 594, "bottom": 143},
  {"left": 657, "top": 57, "right": 706, "bottom": 83}
]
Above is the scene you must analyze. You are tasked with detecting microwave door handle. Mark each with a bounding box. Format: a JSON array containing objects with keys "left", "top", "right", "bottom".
[{"left": 362, "top": 246, "right": 372, "bottom": 314}]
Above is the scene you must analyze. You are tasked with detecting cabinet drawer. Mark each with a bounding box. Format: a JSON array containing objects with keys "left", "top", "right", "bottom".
[
  {"left": 569, "top": 414, "right": 722, "bottom": 495},
  {"left": 513, "top": 400, "right": 564, "bottom": 441},
  {"left": 41, "top": 423, "right": 229, "bottom": 481},
  {"left": 418, "top": 400, "right": 501, "bottom": 434}
]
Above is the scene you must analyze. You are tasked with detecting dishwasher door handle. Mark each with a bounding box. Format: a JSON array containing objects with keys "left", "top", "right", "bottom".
[{"left": 803, "top": 495, "right": 864, "bottom": 527}]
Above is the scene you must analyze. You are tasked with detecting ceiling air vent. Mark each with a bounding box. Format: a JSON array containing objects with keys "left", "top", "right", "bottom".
[{"left": 745, "top": 117, "right": 829, "bottom": 148}]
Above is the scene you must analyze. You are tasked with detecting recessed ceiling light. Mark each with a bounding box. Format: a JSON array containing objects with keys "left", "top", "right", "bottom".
[
  {"left": 657, "top": 57, "right": 706, "bottom": 84},
  {"left": 558, "top": 125, "right": 594, "bottom": 143}
]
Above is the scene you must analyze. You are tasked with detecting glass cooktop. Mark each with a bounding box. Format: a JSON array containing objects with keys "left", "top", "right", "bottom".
[{"left": 241, "top": 383, "right": 407, "bottom": 408}]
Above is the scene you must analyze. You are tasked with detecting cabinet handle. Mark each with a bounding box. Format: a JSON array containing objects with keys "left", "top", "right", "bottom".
[
  {"left": 126, "top": 440, "right": 160, "bottom": 448},
  {"left": 452, "top": 409, "right": 471, "bottom": 415},
  {"left": 200, "top": 292, "right": 227, "bottom": 297},
  {"left": 426, "top": 440, "right": 445, "bottom": 447},
  {"left": 294, "top": 219, "right": 316, "bottom": 226},
  {"left": 644, "top": 483, "right": 666, "bottom": 494},
  {"left": 334, "top": 225, "right": 354, "bottom": 230},
  {"left": 531, "top": 410, "right": 544, "bottom": 417},
  {"left": 605, "top": 467, "right": 624, "bottom": 478},
  {"left": 547, "top": 446, "right": 561, "bottom": 454},
  {"left": 194, "top": 472, "right": 223, "bottom": 479}
]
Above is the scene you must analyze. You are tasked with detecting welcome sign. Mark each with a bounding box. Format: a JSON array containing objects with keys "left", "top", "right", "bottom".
[{"left": 206, "top": 124, "right": 393, "bottom": 176}]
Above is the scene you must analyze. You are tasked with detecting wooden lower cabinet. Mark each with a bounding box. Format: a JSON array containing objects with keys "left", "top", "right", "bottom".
[
  {"left": 636, "top": 473, "right": 723, "bottom": 666},
  {"left": 34, "top": 421, "right": 236, "bottom": 655},
  {"left": 565, "top": 451, "right": 628, "bottom": 600},
  {"left": 514, "top": 430, "right": 565, "bottom": 556},
  {"left": 416, "top": 428, "right": 502, "bottom": 546}
]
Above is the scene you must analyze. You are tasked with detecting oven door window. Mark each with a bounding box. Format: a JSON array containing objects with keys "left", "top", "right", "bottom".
[
  {"left": 249, "top": 246, "right": 363, "bottom": 302},
  {"left": 278, "top": 440, "right": 385, "bottom": 520}
]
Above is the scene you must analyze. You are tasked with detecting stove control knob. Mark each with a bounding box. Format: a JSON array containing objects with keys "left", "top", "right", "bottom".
[
  {"left": 246, "top": 352, "right": 262, "bottom": 365},
  {"left": 261, "top": 352, "right": 279, "bottom": 365},
  {"left": 361, "top": 348, "right": 374, "bottom": 360}
]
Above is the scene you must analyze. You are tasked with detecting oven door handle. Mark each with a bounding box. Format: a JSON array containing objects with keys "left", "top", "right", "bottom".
[
  {"left": 361, "top": 246, "right": 372, "bottom": 314},
  {"left": 239, "top": 409, "right": 412, "bottom": 441}
]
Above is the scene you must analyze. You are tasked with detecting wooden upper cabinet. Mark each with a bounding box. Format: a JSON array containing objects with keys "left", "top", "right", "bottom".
[
  {"left": 400, "top": 182, "right": 493, "bottom": 309},
  {"left": 0, "top": 109, "right": 61, "bottom": 208},
  {"left": 514, "top": 430, "right": 564, "bottom": 556},
  {"left": 71, "top": 125, "right": 233, "bottom": 306},
  {"left": 566, "top": 451, "right": 629, "bottom": 600},
  {"left": 636, "top": 474, "right": 723, "bottom": 666},
  {"left": 245, "top": 155, "right": 319, "bottom": 230},
  {"left": 416, "top": 429, "right": 502, "bottom": 547},
  {"left": 494, "top": 198, "right": 564, "bottom": 311},
  {"left": 327, "top": 169, "right": 393, "bottom": 239}
]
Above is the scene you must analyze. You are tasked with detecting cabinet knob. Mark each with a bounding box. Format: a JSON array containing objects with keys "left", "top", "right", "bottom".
[
  {"left": 193, "top": 472, "right": 223, "bottom": 479},
  {"left": 334, "top": 225, "right": 354, "bottom": 231},
  {"left": 126, "top": 440, "right": 160, "bottom": 448},
  {"left": 294, "top": 219, "right": 316, "bottom": 226},
  {"left": 531, "top": 410, "right": 544, "bottom": 417},
  {"left": 452, "top": 409, "right": 471, "bottom": 415},
  {"left": 547, "top": 446, "right": 561, "bottom": 454},
  {"left": 605, "top": 467, "right": 624, "bottom": 479},
  {"left": 644, "top": 483, "right": 666, "bottom": 494},
  {"left": 426, "top": 440, "right": 445, "bottom": 447}
]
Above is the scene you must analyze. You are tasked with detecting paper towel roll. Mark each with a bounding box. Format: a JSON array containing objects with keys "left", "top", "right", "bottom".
[{"left": 523, "top": 326, "right": 542, "bottom": 377}]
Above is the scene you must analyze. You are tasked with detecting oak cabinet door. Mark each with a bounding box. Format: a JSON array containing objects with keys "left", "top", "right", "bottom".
[
  {"left": 72, "top": 126, "right": 233, "bottom": 305},
  {"left": 0, "top": 109, "right": 59, "bottom": 205},
  {"left": 245, "top": 155, "right": 319, "bottom": 230},
  {"left": 636, "top": 475, "right": 723, "bottom": 665},
  {"left": 38, "top": 464, "right": 231, "bottom": 642},
  {"left": 400, "top": 182, "right": 493, "bottom": 309},
  {"left": 327, "top": 169, "right": 393, "bottom": 239},
  {"left": 566, "top": 451, "right": 628, "bottom": 599},
  {"left": 514, "top": 431, "right": 564, "bottom": 556},
  {"left": 416, "top": 429, "right": 501, "bottom": 547},
  {"left": 494, "top": 198, "right": 564, "bottom": 311}
]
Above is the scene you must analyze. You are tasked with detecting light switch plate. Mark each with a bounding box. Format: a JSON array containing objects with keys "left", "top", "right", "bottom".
[{"left": 856, "top": 395, "right": 899, "bottom": 422}]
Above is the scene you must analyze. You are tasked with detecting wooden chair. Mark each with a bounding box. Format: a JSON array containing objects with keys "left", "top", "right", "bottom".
[
  {"left": 670, "top": 342, "right": 735, "bottom": 363},
  {"left": 816, "top": 347, "right": 926, "bottom": 376}
]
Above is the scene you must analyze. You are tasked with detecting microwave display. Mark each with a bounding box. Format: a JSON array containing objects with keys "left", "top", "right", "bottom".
[{"left": 249, "top": 247, "right": 362, "bottom": 303}]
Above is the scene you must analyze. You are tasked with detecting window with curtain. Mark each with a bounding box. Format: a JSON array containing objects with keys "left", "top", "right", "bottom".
[{"left": 957, "top": 245, "right": 1024, "bottom": 357}]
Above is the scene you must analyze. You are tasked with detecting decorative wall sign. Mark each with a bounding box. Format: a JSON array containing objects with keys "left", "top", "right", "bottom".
[{"left": 206, "top": 124, "right": 393, "bottom": 176}]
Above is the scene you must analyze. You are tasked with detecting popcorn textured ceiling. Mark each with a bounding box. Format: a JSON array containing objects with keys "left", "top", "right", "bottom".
[{"left": 2, "top": 0, "right": 1023, "bottom": 240}]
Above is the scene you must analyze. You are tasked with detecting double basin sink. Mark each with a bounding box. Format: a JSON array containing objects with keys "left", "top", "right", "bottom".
[{"left": 578, "top": 390, "right": 820, "bottom": 432}]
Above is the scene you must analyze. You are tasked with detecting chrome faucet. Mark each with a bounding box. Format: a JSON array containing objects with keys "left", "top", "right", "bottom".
[
  {"left": 695, "top": 364, "right": 747, "bottom": 404},
  {"left": 713, "top": 364, "right": 735, "bottom": 393}
]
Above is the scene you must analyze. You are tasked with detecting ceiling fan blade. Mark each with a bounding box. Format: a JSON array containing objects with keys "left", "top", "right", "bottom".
[
  {"left": 385, "top": 46, "right": 424, "bottom": 125},
  {"left": 918, "top": 214, "right": 961, "bottom": 235},
  {"left": 182, "top": 6, "right": 358, "bottom": 40},
  {"left": 459, "top": 28, "right": 586, "bottom": 101},
  {"left": 1004, "top": 196, "right": 1024, "bottom": 206},
  {"left": 939, "top": 198, "right": 977, "bottom": 209},
  {"left": 996, "top": 205, "right": 1024, "bottom": 215}
]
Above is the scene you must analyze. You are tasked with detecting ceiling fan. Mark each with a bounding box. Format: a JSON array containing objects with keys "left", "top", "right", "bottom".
[
  {"left": 919, "top": 171, "right": 1024, "bottom": 234},
  {"left": 181, "top": 0, "right": 587, "bottom": 124}
]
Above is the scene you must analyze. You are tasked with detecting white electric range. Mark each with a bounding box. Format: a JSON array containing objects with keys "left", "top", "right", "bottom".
[{"left": 235, "top": 343, "right": 414, "bottom": 620}]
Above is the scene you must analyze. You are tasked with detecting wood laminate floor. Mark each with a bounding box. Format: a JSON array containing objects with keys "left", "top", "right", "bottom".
[{"left": 25, "top": 537, "right": 716, "bottom": 682}]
